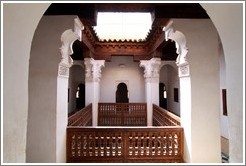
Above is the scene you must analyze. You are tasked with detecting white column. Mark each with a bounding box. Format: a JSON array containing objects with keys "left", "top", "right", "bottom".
[
  {"left": 140, "top": 58, "right": 161, "bottom": 126},
  {"left": 178, "top": 63, "right": 192, "bottom": 162},
  {"left": 84, "top": 58, "right": 105, "bottom": 126},
  {"left": 56, "top": 29, "right": 79, "bottom": 162},
  {"left": 56, "top": 63, "right": 70, "bottom": 162}
]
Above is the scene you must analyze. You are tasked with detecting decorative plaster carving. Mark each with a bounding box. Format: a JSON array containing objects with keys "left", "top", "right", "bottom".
[
  {"left": 84, "top": 58, "right": 105, "bottom": 82},
  {"left": 60, "top": 29, "right": 80, "bottom": 67},
  {"left": 178, "top": 64, "right": 190, "bottom": 77},
  {"left": 163, "top": 20, "right": 189, "bottom": 66},
  {"left": 74, "top": 17, "right": 84, "bottom": 41},
  {"left": 84, "top": 58, "right": 93, "bottom": 81},
  {"left": 140, "top": 58, "right": 161, "bottom": 83},
  {"left": 59, "top": 29, "right": 80, "bottom": 77},
  {"left": 83, "top": 26, "right": 164, "bottom": 60},
  {"left": 58, "top": 63, "right": 70, "bottom": 77}
]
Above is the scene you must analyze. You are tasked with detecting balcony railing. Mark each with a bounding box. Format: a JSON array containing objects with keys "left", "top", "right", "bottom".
[
  {"left": 98, "top": 103, "right": 147, "bottom": 126},
  {"left": 68, "top": 104, "right": 92, "bottom": 126},
  {"left": 67, "top": 126, "right": 183, "bottom": 163},
  {"left": 67, "top": 103, "right": 184, "bottom": 163},
  {"left": 153, "top": 104, "right": 180, "bottom": 126}
]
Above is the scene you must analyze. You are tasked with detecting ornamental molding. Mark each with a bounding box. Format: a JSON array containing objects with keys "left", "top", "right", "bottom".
[
  {"left": 140, "top": 58, "right": 161, "bottom": 81},
  {"left": 83, "top": 26, "right": 164, "bottom": 57},
  {"left": 58, "top": 63, "right": 70, "bottom": 77},
  {"left": 163, "top": 20, "right": 188, "bottom": 66},
  {"left": 84, "top": 58, "right": 105, "bottom": 82},
  {"left": 74, "top": 17, "right": 84, "bottom": 42},
  {"left": 178, "top": 63, "right": 190, "bottom": 77},
  {"left": 60, "top": 29, "right": 80, "bottom": 67}
]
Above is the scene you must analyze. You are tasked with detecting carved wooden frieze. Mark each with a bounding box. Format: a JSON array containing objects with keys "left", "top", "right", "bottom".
[{"left": 82, "top": 26, "right": 166, "bottom": 60}]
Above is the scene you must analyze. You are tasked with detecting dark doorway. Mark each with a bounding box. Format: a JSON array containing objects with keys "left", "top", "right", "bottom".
[
  {"left": 159, "top": 83, "right": 167, "bottom": 109},
  {"left": 116, "top": 83, "right": 129, "bottom": 103},
  {"left": 76, "top": 83, "right": 85, "bottom": 110}
]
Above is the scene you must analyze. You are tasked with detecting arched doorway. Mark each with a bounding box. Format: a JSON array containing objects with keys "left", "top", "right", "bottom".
[
  {"left": 116, "top": 82, "right": 129, "bottom": 103},
  {"left": 68, "top": 62, "right": 85, "bottom": 115},
  {"left": 13, "top": 3, "right": 241, "bottom": 164},
  {"left": 159, "top": 82, "right": 167, "bottom": 109},
  {"left": 76, "top": 83, "right": 85, "bottom": 110}
]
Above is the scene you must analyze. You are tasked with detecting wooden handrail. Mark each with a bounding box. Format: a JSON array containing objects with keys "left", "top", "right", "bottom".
[
  {"left": 67, "top": 126, "right": 184, "bottom": 163},
  {"left": 98, "top": 103, "right": 147, "bottom": 126},
  {"left": 153, "top": 104, "right": 180, "bottom": 126},
  {"left": 68, "top": 104, "right": 92, "bottom": 126}
]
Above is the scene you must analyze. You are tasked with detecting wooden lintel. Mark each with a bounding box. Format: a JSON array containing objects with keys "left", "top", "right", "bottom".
[
  {"left": 152, "top": 18, "right": 170, "bottom": 27},
  {"left": 148, "top": 32, "right": 166, "bottom": 55}
]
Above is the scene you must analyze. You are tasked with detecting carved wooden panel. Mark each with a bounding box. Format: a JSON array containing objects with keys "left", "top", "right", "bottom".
[
  {"left": 67, "top": 127, "right": 184, "bottom": 163},
  {"left": 68, "top": 104, "right": 92, "bottom": 126},
  {"left": 98, "top": 103, "right": 147, "bottom": 126}
]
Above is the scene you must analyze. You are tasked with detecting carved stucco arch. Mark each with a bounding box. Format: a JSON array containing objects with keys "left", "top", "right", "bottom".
[
  {"left": 58, "top": 29, "right": 80, "bottom": 77},
  {"left": 60, "top": 29, "right": 79, "bottom": 65},
  {"left": 163, "top": 20, "right": 189, "bottom": 77},
  {"left": 59, "top": 17, "right": 84, "bottom": 77}
]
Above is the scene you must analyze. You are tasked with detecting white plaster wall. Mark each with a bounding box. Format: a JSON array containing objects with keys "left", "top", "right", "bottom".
[
  {"left": 201, "top": 4, "right": 243, "bottom": 162},
  {"left": 27, "top": 15, "right": 76, "bottom": 162},
  {"left": 100, "top": 56, "right": 145, "bottom": 102},
  {"left": 2, "top": 3, "right": 50, "bottom": 163},
  {"left": 219, "top": 42, "right": 229, "bottom": 139},
  {"left": 166, "top": 65, "right": 180, "bottom": 116},
  {"left": 68, "top": 65, "right": 85, "bottom": 114},
  {"left": 56, "top": 76, "right": 69, "bottom": 163},
  {"left": 2, "top": 3, "right": 243, "bottom": 164},
  {"left": 160, "top": 63, "right": 180, "bottom": 116},
  {"left": 159, "top": 65, "right": 168, "bottom": 85},
  {"left": 173, "top": 19, "right": 221, "bottom": 162}
]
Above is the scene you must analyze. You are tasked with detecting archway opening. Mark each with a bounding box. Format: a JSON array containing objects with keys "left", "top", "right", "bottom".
[
  {"left": 76, "top": 83, "right": 85, "bottom": 110},
  {"left": 24, "top": 2, "right": 234, "bottom": 163},
  {"left": 116, "top": 82, "right": 129, "bottom": 103},
  {"left": 68, "top": 63, "right": 85, "bottom": 116},
  {"left": 159, "top": 82, "right": 167, "bottom": 109},
  {"left": 159, "top": 64, "right": 180, "bottom": 116}
]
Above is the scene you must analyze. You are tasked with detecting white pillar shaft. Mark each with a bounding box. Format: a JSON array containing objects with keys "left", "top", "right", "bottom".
[
  {"left": 56, "top": 75, "right": 69, "bottom": 162},
  {"left": 84, "top": 58, "right": 105, "bottom": 127},
  {"left": 151, "top": 81, "right": 159, "bottom": 105},
  {"left": 86, "top": 81, "right": 100, "bottom": 126},
  {"left": 180, "top": 76, "right": 192, "bottom": 163},
  {"left": 145, "top": 82, "right": 152, "bottom": 126},
  {"left": 140, "top": 58, "right": 161, "bottom": 126},
  {"left": 145, "top": 80, "right": 159, "bottom": 126}
]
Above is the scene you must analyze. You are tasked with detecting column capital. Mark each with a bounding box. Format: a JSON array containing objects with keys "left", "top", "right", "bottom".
[
  {"left": 84, "top": 58, "right": 105, "bottom": 82},
  {"left": 140, "top": 58, "right": 161, "bottom": 83}
]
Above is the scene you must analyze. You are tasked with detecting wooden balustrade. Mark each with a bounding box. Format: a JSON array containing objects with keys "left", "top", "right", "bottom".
[
  {"left": 153, "top": 104, "right": 181, "bottom": 126},
  {"left": 68, "top": 104, "right": 92, "bottom": 126},
  {"left": 98, "top": 103, "right": 147, "bottom": 126},
  {"left": 67, "top": 126, "right": 184, "bottom": 163}
]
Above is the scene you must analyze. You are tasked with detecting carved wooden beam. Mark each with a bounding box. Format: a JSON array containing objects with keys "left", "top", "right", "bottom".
[{"left": 81, "top": 26, "right": 170, "bottom": 61}]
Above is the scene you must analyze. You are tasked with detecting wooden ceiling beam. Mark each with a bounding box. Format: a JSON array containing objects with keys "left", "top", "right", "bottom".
[{"left": 81, "top": 26, "right": 171, "bottom": 61}]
